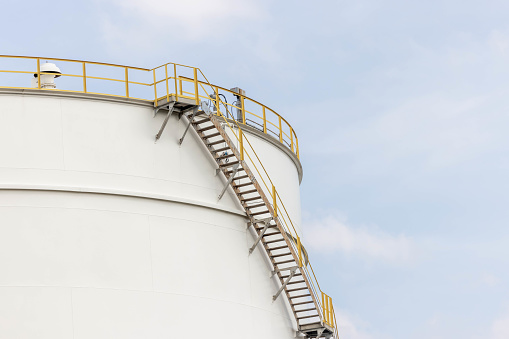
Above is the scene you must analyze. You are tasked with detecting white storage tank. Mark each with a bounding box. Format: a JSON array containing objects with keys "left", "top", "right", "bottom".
[{"left": 0, "top": 56, "right": 337, "bottom": 339}]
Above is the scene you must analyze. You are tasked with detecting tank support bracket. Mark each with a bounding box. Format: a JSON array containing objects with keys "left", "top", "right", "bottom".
[
  {"left": 218, "top": 163, "right": 240, "bottom": 200},
  {"left": 155, "top": 102, "right": 176, "bottom": 142},
  {"left": 179, "top": 107, "right": 199, "bottom": 145},
  {"left": 248, "top": 217, "right": 272, "bottom": 254},
  {"left": 273, "top": 266, "right": 297, "bottom": 301}
]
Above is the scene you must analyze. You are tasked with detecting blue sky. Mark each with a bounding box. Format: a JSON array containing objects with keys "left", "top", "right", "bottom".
[{"left": 2, "top": 0, "right": 509, "bottom": 338}]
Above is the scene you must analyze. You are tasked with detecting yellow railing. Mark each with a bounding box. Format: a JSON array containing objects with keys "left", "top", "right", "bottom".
[
  {"left": 0, "top": 55, "right": 336, "bottom": 337},
  {"left": 0, "top": 55, "right": 299, "bottom": 159}
]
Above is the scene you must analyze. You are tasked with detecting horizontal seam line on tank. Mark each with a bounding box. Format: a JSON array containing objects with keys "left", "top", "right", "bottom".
[
  {"left": 0, "top": 166, "right": 227, "bottom": 192},
  {"left": 0, "top": 185, "right": 247, "bottom": 218},
  {"left": 0, "top": 203, "right": 248, "bottom": 234},
  {"left": 0, "top": 285, "right": 293, "bottom": 322}
]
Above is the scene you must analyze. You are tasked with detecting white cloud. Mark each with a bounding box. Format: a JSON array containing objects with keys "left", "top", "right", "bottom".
[
  {"left": 492, "top": 312, "right": 509, "bottom": 339},
  {"left": 305, "top": 215, "right": 414, "bottom": 264},
  {"left": 336, "top": 310, "right": 375, "bottom": 339},
  {"left": 103, "top": 0, "right": 267, "bottom": 42}
]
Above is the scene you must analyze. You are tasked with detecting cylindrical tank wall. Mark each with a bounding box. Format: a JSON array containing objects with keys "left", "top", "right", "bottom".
[{"left": 0, "top": 91, "right": 303, "bottom": 339}]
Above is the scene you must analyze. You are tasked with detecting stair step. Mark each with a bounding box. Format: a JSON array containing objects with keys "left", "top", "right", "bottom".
[
  {"left": 220, "top": 161, "right": 239, "bottom": 168},
  {"left": 205, "top": 139, "right": 224, "bottom": 146},
  {"left": 271, "top": 252, "right": 292, "bottom": 258},
  {"left": 240, "top": 196, "right": 261, "bottom": 203},
  {"left": 269, "top": 245, "right": 289, "bottom": 251},
  {"left": 250, "top": 210, "right": 270, "bottom": 217},
  {"left": 203, "top": 132, "right": 221, "bottom": 139},
  {"left": 297, "top": 315, "right": 320, "bottom": 320},
  {"left": 245, "top": 202, "right": 266, "bottom": 209},
  {"left": 262, "top": 231, "right": 281, "bottom": 238},
  {"left": 274, "top": 259, "right": 295, "bottom": 265},
  {"left": 239, "top": 189, "right": 258, "bottom": 195},
  {"left": 292, "top": 300, "right": 314, "bottom": 306},
  {"left": 287, "top": 280, "right": 306, "bottom": 285},
  {"left": 224, "top": 168, "right": 245, "bottom": 176},
  {"left": 233, "top": 175, "right": 249, "bottom": 180},
  {"left": 295, "top": 308, "right": 316, "bottom": 313},
  {"left": 192, "top": 118, "right": 210, "bottom": 125},
  {"left": 212, "top": 146, "right": 230, "bottom": 153},
  {"left": 281, "top": 273, "right": 302, "bottom": 279},
  {"left": 234, "top": 182, "right": 253, "bottom": 188},
  {"left": 299, "top": 321, "right": 322, "bottom": 328},
  {"left": 265, "top": 238, "right": 285, "bottom": 244},
  {"left": 287, "top": 287, "right": 308, "bottom": 292},
  {"left": 197, "top": 125, "right": 216, "bottom": 132},
  {"left": 215, "top": 153, "right": 236, "bottom": 160},
  {"left": 289, "top": 293, "right": 311, "bottom": 299}
]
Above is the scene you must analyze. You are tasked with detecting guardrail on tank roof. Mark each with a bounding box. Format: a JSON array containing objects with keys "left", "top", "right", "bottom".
[{"left": 0, "top": 55, "right": 299, "bottom": 159}]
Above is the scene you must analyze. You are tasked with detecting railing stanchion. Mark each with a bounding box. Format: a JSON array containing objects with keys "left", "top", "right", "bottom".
[
  {"left": 240, "top": 129, "right": 244, "bottom": 161},
  {"left": 279, "top": 116, "right": 283, "bottom": 143},
  {"left": 125, "top": 67, "right": 129, "bottom": 98},
  {"left": 194, "top": 68, "right": 199, "bottom": 105},
  {"left": 241, "top": 96, "right": 246, "bottom": 124},
  {"left": 263, "top": 107, "right": 267, "bottom": 134},
  {"left": 82, "top": 62, "right": 87, "bottom": 93},
  {"left": 165, "top": 64, "right": 169, "bottom": 103},
  {"left": 174, "top": 64, "right": 179, "bottom": 101},
  {"left": 297, "top": 236, "right": 302, "bottom": 267},
  {"left": 36, "top": 58, "right": 41, "bottom": 90},
  {"left": 215, "top": 86, "right": 220, "bottom": 115},
  {"left": 296, "top": 136, "right": 300, "bottom": 159},
  {"left": 153, "top": 69, "right": 157, "bottom": 106},
  {"left": 272, "top": 185, "right": 277, "bottom": 217},
  {"left": 290, "top": 127, "right": 294, "bottom": 152}
]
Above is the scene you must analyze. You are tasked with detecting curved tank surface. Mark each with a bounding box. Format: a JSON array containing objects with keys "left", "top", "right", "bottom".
[{"left": 0, "top": 56, "right": 338, "bottom": 339}]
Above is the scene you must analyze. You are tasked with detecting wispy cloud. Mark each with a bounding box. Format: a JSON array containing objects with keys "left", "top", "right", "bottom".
[
  {"left": 492, "top": 311, "right": 509, "bottom": 339},
  {"left": 305, "top": 214, "right": 414, "bottom": 264}
]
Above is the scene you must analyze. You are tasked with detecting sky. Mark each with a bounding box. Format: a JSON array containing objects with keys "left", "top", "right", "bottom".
[{"left": 2, "top": 0, "right": 509, "bottom": 338}]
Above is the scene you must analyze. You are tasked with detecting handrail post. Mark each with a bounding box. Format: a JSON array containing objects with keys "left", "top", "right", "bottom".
[
  {"left": 297, "top": 236, "right": 302, "bottom": 267},
  {"left": 296, "top": 137, "right": 300, "bottom": 159},
  {"left": 263, "top": 107, "right": 267, "bottom": 134},
  {"left": 290, "top": 127, "right": 294, "bottom": 152},
  {"left": 153, "top": 69, "right": 157, "bottom": 106},
  {"left": 193, "top": 68, "right": 199, "bottom": 105},
  {"left": 125, "top": 67, "right": 129, "bottom": 98},
  {"left": 272, "top": 185, "right": 277, "bottom": 217},
  {"left": 82, "top": 62, "right": 87, "bottom": 93},
  {"left": 174, "top": 64, "right": 179, "bottom": 101},
  {"left": 241, "top": 96, "right": 246, "bottom": 124},
  {"left": 278, "top": 116, "right": 282, "bottom": 143},
  {"left": 36, "top": 58, "right": 41, "bottom": 89},
  {"left": 165, "top": 64, "right": 169, "bottom": 103},
  {"left": 215, "top": 86, "right": 220, "bottom": 115},
  {"left": 239, "top": 129, "right": 244, "bottom": 161}
]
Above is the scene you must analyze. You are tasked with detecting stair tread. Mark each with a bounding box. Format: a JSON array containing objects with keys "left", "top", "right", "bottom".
[
  {"left": 269, "top": 245, "right": 289, "bottom": 251},
  {"left": 239, "top": 188, "right": 258, "bottom": 195},
  {"left": 274, "top": 259, "right": 296, "bottom": 265},
  {"left": 215, "top": 153, "right": 236, "bottom": 160},
  {"left": 289, "top": 293, "right": 311, "bottom": 299},
  {"left": 241, "top": 196, "right": 261, "bottom": 202},
  {"left": 246, "top": 202, "right": 266, "bottom": 209},
  {"left": 264, "top": 238, "right": 285, "bottom": 244},
  {"left": 205, "top": 139, "right": 224, "bottom": 146},
  {"left": 202, "top": 132, "right": 221, "bottom": 139},
  {"left": 297, "top": 315, "right": 320, "bottom": 320},
  {"left": 287, "top": 287, "right": 309, "bottom": 292},
  {"left": 192, "top": 118, "right": 210, "bottom": 125},
  {"left": 292, "top": 301, "right": 314, "bottom": 306},
  {"left": 270, "top": 252, "right": 292, "bottom": 258},
  {"left": 250, "top": 210, "right": 270, "bottom": 216},
  {"left": 220, "top": 161, "right": 239, "bottom": 167},
  {"left": 295, "top": 308, "right": 317, "bottom": 313},
  {"left": 213, "top": 146, "right": 230, "bottom": 153},
  {"left": 197, "top": 125, "right": 216, "bottom": 132},
  {"left": 233, "top": 182, "right": 253, "bottom": 188}
]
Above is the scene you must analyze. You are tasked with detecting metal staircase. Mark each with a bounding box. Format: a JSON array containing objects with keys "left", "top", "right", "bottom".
[{"left": 154, "top": 99, "right": 336, "bottom": 339}]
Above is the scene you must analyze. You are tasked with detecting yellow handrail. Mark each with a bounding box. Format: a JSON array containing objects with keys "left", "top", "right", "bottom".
[{"left": 0, "top": 55, "right": 299, "bottom": 159}]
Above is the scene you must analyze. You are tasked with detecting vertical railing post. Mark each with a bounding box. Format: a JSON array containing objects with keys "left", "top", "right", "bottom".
[
  {"left": 82, "top": 62, "right": 87, "bottom": 93},
  {"left": 36, "top": 58, "right": 41, "bottom": 89},
  {"left": 153, "top": 69, "right": 157, "bottom": 106},
  {"left": 241, "top": 96, "right": 246, "bottom": 124},
  {"left": 165, "top": 64, "right": 169, "bottom": 103},
  {"left": 239, "top": 129, "right": 244, "bottom": 161},
  {"left": 296, "top": 137, "right": 300, "bottom": 159},
  {"left": 193, "top": 67, "right": 199, "bottom": 105},
  {"left": 290, "top": 127, "right": 294, "bottom": 152},
  {"left": 174, "top": 64, "right": 179, "bottom": 101},
  {"left": 125, "top": 67, "right": 129, "bottom": 98},
  {"left": 215, "top": 86, "right": 220, "bottom": 115},
  {"left": 278, "top": 116, "right": 283, "bottom": 143},
  {"left": 263, "top": 107, "right": 267, "bottom": 134},
  {"left": 272, "top": 185, "right": 277, "bottom": 217},
  {"left": 297, "top": 236, "right": 302, "bottom": 267}
]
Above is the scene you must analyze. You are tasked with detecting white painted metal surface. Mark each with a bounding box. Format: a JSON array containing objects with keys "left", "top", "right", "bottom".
[{"left": 0, "top": 92, "right": 303, "bottom": 339}]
